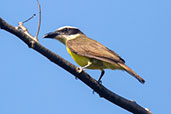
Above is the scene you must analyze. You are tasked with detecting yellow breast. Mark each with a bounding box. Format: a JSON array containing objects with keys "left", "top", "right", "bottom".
[
  {"left": 66, "top": 47, "right": 90, "bottom": 67},
  {"left": 66, "top": 47, "right": 122, "bottom": 70}
]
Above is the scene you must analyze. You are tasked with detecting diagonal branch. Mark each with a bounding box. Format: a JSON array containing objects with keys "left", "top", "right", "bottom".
[{"left": 0, "top": 18, "right": 152, "bottom": 114}]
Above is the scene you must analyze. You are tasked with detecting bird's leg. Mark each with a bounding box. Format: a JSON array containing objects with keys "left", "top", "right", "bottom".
[
  {"left": 76, "top": 62, "right": 92, "bottom": 79},
  {"left": 92, "top": 70, "right": 105, "bottom": 94},
  {"left": 76, "top": 61, "right": 92, "bottom": 80},
  {"left": 97, "top": 70, "right": 105, "bottom": 84},
  {"left": 76, "top": 61, "right": 92, "bottom": 73}
]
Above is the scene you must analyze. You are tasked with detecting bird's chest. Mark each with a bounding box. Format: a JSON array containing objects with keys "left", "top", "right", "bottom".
[{"left": 66, "top": 47, "right": 90, "bottom": 66}]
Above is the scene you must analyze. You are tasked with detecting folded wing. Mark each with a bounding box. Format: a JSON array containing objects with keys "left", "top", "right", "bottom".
[{"left": 66, "top": 36, "right": 125, "bottom": 64}]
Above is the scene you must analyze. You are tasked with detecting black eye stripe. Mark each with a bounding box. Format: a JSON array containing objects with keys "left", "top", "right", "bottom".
[
  {"left": 59, "top": 28, "right": 83, "bottom": 35},
  {"left": 69, "top": 28, "right": 80, "bottom": 34},
  {"left": 64, "top": 28, "right": 68, "bottom": 31},
  {"left": 60, "top": 28, "right": 68, "bottom": 32}
]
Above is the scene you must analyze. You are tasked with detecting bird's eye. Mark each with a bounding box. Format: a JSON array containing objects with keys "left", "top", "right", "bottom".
[{"left": 63, "top": 28, "right": 68, "bottom": 32}]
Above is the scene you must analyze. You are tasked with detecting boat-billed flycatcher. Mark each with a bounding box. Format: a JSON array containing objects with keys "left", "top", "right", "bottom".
[{"left": 43, "top": 26, "right": 145, "bottom": 84}]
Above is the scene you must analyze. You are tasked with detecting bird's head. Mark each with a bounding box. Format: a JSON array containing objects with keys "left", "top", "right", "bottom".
[{"left": 43, "top": 26, "right": 84, "bottom": 44}]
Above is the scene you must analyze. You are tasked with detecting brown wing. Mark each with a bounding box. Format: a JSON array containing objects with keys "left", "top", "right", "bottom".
[{"left": 66, "top": 35, "right": 125, "bottom": 64}]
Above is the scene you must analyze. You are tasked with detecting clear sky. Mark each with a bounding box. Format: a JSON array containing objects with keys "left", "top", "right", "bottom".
[{"left": 0, "top": 0, "right": 171, "bottom": 114}]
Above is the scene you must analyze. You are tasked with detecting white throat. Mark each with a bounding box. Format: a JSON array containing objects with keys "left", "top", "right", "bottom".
[
  {"left": 65, "top": 34, "right": 80, "bottom": 40},
  {"left": 55, "top": 34, "right": 80, "bottom": 45}
]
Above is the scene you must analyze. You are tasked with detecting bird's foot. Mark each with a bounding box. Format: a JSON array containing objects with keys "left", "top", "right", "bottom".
[
  {"left": 92, "top": 80, "right": 102, "bottom": 94},
  {"left": 75, "top": 76, "right": 78, "bottom": 80},
  {"left": 76, "top": 67, "right": 85, "bottom": 73},
  {"left": 97, "top": 79, "right": 102, "bottom": 84},
  {"left": 92, "top": 90, "right": 95, "bottom": 94}
]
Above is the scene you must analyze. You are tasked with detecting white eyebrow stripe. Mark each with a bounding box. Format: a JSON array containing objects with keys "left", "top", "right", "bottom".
[{"left": 57, "top": 26, "right": 78, "bottom": 31}]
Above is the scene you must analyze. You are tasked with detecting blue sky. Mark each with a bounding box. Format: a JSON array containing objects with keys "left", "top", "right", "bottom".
[{"left": 0, "top": 0, "right": 171, "bottom": 114}]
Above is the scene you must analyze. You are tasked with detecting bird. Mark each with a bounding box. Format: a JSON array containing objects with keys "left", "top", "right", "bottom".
[{"left": 43, "top": 26, "right": 145, "bottom": 84}]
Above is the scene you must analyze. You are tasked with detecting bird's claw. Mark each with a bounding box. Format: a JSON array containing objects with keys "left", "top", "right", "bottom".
[
  {"left": 76, "top": 67, "right": 85, "bottom": 73},
  {"left": 75, "top": 76, "right": 78, "bottom": 80},
  {"left": 97, "top": 80, "right": 102, "bottom": 84}
]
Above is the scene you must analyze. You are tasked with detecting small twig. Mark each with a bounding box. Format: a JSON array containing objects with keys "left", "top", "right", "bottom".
[
  {"left": 35, "top": 0, "right": 41, "bottom": 41},
  {"left": 18, "top": 22, "right": 35, "bottom": 40},
  {"left": 23, "top": 14, "right": 36, "bottom": 24},
  {"left": 145, "top": 108, "right": 153, "bottom": 114},
  {"left": 16, "top": 14, "right": 37, "bottom": 42}
]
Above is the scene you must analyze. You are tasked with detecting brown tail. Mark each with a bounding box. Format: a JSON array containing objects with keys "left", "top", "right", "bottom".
[{"left": 118, "top": 63, "right": 145, "bottom": 84}]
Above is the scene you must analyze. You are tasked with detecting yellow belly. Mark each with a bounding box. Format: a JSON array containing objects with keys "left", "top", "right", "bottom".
[{"left": 66, "top": 47, "right": 122, "bottom": 70}]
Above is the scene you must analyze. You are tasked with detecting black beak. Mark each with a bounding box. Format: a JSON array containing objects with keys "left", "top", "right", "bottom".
[{"left": 43, "top": 31, "right": 59, "bottom": 38}]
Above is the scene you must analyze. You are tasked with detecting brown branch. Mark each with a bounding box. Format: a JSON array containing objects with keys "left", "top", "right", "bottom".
[
  {"left": 0, "top": 18, "right": 152, "bottom": 114},
  {"left": 18, "top": 22, "right": 35, "bottom": 40}
]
